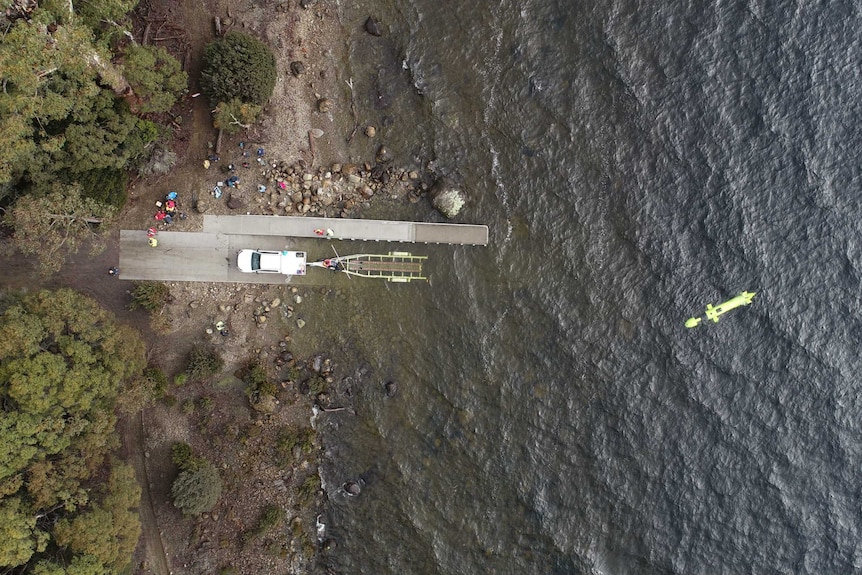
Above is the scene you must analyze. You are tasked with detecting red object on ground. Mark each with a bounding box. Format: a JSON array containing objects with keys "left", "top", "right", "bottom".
[
  {"left": 314, "top": 229, "right": 325, "bottom": 236},
  {"left": 154, "top": 211, "right": 166, "bottom": 221}
]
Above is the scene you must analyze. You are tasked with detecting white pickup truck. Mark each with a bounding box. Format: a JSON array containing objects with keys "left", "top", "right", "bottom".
[{"left": 237, "top": 250, "right": 307, "bottom": 275}]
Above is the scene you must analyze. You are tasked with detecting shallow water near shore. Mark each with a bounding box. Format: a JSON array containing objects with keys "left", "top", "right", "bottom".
[{"left": 316, "top": 1, "right": 862, "bottom": 573}]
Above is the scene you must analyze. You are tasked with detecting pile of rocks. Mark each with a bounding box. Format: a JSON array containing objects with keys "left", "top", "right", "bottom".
[{"left": 252, "top": 160, "right": 431, "bottom": 217}]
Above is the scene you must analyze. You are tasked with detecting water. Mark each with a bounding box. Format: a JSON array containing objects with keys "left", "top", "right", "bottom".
[{"left": 314, "top": 0, "right": 862, "bottom": 573}]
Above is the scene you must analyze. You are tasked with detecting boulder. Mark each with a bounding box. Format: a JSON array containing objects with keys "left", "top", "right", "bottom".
[
  {"left": 429, "top": 178, "right": 466, "bottom": 219},
  {"left": 226, "top": 193, "right": 245, "bottom": 210},
  {"left": 375, "top": 145, "right": 392, "bottom": 164},
  {"left": 289, "top": 61, "right": 305, "bottom": 77},
  {"left": 364, "top": 16, "right": 383, "bottom": 36}
]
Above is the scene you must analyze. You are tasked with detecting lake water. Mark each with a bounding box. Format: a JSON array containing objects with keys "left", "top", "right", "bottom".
[{"left": 315, "top": 1, "right": 862, "bottom": 573}]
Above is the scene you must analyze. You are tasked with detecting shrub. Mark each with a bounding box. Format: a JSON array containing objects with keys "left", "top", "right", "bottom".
[
  {"left": 171, "top": 460, "right": 222, "bottom": 515},
  {"left": 200, "top": 32, "right": 277, "bottom": 107},
  {"left": 186, "top": 346, "right": 224, "bottom": 381},
  {"left": 304, "top": 375, "right": 327, "bottom": 395},
  {"left": 129, "top": 282, "right": 171, "bottom": 313},
  {"left": 116, "top": 366, "right": 167, "bottom": 414},
  {"left": 276, "top": 426, "right": 316, "bottom": 462},
  {"left": 242, "top": 360, "right": 277, "bottom": 402},
  {"left": 171, "top": 442, "right": 196, "bottom": 471},
  {"left": 136, "top": 143, "right": 178, "bottom": 177},
  {"left": 297, "top": 473, "right": 320, "bottom": 505},
  {"left": 181, "top": 399, "right": 195, "bottom": 415},
  {"left": 174, "top": 373, "right": 188, "bottom": 387}
]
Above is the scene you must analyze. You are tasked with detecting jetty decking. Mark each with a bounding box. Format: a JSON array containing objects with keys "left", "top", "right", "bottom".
[
  {"left": 119, "top": 215, "right": 487, "bottom": 284},
  {"left": 203, "top": 215, "right": 489, "bottom": 245},
  {"left": 119, "top": 230, "right": 315, "bottom": 284}
]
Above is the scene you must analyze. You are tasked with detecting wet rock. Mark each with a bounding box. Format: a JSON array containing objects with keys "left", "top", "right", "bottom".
[
  {"left": 289, "top": 61, "right": 306, "bottom": 77},
  {"left": 317, "top": 98, "right": 332, "bottom": 113},
  {"left": 364, "top": 16, "right": 383, "bottom": 36},
  {"left": 344, "top": 481, "right": 362, "bottom": 496},
  {"left": 322, "top": 538, "right": 337, "bottom": 552},
  {"left": 429, "top": 177, "right": 466, "bottom": 218},
  {"left": 376, "top": 145, "right": 392, "bottom": 163},
  {"left": 342, "top": 163, "right": 359, "bottom": 176},
  {"left": 384, "top": 380, "right": 397, "bottom": 397},
  {"left": 365, "top": 125, "right": 376, "bottom": 138}
]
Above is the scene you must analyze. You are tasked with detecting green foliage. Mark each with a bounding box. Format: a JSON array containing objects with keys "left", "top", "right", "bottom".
[
  {"left": 5, "top": 184, "right": 116, "bottom": 275},
  {"left": 53, "top": 461, "right": 141, "bottom": 573},
  {"left": 129, "top": 281, "right": 171, "bottom": 313},
  {"left": 304, "top": 375, "right": 328, "bottom": 395},
  {"left": 186, "top": 346, "right": 224, "bottom": 381},
  {"left": 0, "top": 289, "right": 145, "bottom": 572},
  {"left": 173, "top": 373, "right": 188, "bottom": 387},
  {"left": 275, "top": 426, "right": 316, "bottom": 463},
  {"left": 297, "top": 473, "right": 321, "bottom": 505},
  {"left": 73, "top": 0, "right": 139, "bottom": 34},
  {"left": 171, "top": 460, "right": 222, "bottom": 516},
  {"left": 0, "top": 8, "right": 170, "bottom": 207},
  {"left": 0, "top": 497, "right": 47, "bottom": 567},
  {"left": 242, "top": 504, "right": 284, "bottom": 544},
  {"left": 123, "top": 45, "right": 188, "bottom": 114},
  {"left": 200, "top": 32, "right": 276, "bottom": 107},
  {"left": 75, "top": 167, "right": 129, "bottom": 209},
  {"left": 181, "top": 399, "right": 195, "bottom": 415},
  {"left": 242, "top": 360, "right": 278, "bottom": 408},
  {"left": 170, "top": 442, "right": 202, "bottom": 472},
  {"left": 213, "top": 98, "right": 262, "bottom": 135},
  {"left": 116, "top": 365, "right": 167, "bottom": 414}
]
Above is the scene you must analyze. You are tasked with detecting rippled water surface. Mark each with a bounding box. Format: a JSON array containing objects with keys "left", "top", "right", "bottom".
[{"left": 317, "top": 1, "right": 862, "bottom": 573}]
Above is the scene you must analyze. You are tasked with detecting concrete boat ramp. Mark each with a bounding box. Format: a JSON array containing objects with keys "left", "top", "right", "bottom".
[{"left": 119, "top": 215, "right": 488, "bottom": 284}]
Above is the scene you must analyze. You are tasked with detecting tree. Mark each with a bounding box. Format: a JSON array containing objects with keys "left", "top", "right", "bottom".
[
  {"left": 200, "top": 32, "right": 276, "bottom": 107},
  {"left": 0, "top": 497, "right": 47, "bottom": 567},
  {"left": 54, "top": 462, "right": 141, "bottom": 573},
  {"left": 122, "top": 45, "right": 188, "bottom": 114},
  {"left": 0, "top": 7, "right": 160, "bottom": 202},
  {"left": 0, "top": 289, "right": 145, "bottom": 574},
  {"left": 171, "top": 460, "right": 222, "bottom": 516},
  {"left": 213, "top": 98, "right": 262, "bottom": 135},
  {"left": 5, "top": 184, "right": 115, "bottom": 275}
]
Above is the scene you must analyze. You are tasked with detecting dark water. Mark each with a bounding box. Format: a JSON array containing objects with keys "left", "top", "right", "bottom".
[{"left": 316, "top": 0, "right": 862, "bottom": 573}]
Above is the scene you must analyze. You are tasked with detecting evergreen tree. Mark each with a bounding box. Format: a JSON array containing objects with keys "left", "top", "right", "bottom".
[
  {"left": 200, "top": 32, "right": 276, "bottom": 108},
  {"left": 171, "top": 460, "right": 222, "bottom": 516},
  {"left": 123, "top": 44, "right": 188, "bottom": 114}
]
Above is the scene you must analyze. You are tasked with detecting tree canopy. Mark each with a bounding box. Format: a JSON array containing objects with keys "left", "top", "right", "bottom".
[
  {"left": 0, "top": 288, "right": 146, "bottom": 575},
  {"left": 171, "top": 460, "right": 222, "bottom": 516},
  {"left": 0, "top": 5, "right": 186, "bottom": 205},
  {"left": 200, "top": 32, "right": 277, "bottom": 108},
  {"left": 5, "top": 183, "right": 116, "bottom": 275}
]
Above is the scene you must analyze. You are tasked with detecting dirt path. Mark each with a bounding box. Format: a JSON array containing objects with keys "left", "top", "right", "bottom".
[{"left": 121, "top": 413, "right": 171, "bottom": 575}]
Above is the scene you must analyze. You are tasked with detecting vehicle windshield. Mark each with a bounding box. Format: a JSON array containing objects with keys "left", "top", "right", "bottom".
[{"left": 251, "top": 252, "right": 261, "bottom": 270}]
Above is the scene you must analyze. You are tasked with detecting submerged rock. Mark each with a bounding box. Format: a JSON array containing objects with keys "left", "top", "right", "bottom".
[
  {"left": 364, "top": 16, "right": 383, "bottom": 36},
  {"left": 384, "top": 380, "right": 397, "bottom": 397}
]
